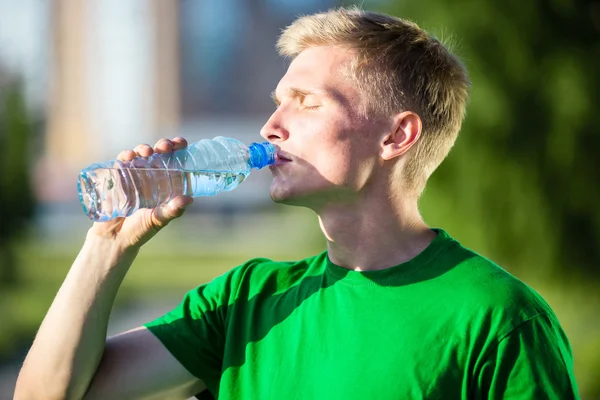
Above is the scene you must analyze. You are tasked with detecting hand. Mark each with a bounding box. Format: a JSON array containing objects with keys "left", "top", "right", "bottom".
[{"left": 88, "top": 137, "right": 194, "bottom": 250}]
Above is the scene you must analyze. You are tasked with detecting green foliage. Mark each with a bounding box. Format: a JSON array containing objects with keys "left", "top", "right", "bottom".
[{"left": 0, "top": 76, "right": 36, "bottom": 285}]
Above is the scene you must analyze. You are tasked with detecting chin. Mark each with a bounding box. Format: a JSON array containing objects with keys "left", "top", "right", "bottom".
[
  {"left": 269, "top": 185, "right": 312, "bottom": 208},
  {"left": 270, "top": 189, "right": 297, "bottom": 205},
  {"left": 271, "top": 190, "right": 329, "bottom": 212}
]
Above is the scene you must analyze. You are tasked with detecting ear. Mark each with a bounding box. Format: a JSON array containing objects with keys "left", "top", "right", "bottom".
[{"left": 381, "top": 111, "right": 422, "bottom": 161}]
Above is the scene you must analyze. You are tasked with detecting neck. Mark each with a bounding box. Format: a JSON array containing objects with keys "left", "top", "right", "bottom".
[{"left": 316, "top": 193, "right": 436, "bottom": 272}]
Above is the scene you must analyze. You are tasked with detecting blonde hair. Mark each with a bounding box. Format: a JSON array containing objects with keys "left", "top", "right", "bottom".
[{"left": 277, "top": 7, "right": 470, "bottom": 194}]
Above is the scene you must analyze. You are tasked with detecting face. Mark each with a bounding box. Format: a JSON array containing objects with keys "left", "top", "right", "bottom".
[{"left": 260, "top": 45, "right": 389, "bottom": 209}]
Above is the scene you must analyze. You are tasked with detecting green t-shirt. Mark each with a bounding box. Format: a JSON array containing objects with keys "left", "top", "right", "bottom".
[{"left": 144, "top": 229, "right": 579, "bottom": 399}]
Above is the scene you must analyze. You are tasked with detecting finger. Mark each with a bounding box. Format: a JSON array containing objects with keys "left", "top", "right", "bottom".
[
  {"left": 151, "top": 195, "right": 193, "bottom": 228},
  {"left": 171, "top": 137, "right": 188, "bottom": 151},
  {"left": 170, "top": 195, "right": 193, "bottom": 210},
  {"left": 133, "top": 144, "right": 154, "bottom": 158},
  {"left": 153, "top": 138, "right": 173, "bottom": 154},
  {"left": 117, "top": 149, "right": 137, "bottom": 162}
]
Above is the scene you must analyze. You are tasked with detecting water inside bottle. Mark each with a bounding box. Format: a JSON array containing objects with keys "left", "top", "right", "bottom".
[{"left": 79, "top": 168, "right": 247, "bottom": 221}]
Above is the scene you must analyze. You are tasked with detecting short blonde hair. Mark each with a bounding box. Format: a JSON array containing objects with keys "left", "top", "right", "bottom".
[{"left": 277, "top": 7, "right": 470, "bottom": 194}]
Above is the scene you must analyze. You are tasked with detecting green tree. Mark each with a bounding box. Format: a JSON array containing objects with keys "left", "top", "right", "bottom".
[{"left": 0, "top": 75, "right": 36, "bottom": 285}]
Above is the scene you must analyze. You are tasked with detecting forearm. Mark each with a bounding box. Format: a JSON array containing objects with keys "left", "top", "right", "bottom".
[{"left": 15, "top": 232, "right": 139, "bottom": 400}]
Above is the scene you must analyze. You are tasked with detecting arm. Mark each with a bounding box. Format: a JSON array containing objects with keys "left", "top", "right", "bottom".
[
  {"left": 15, "top": 138, "right": 202, "bottom": 400},
  {"left": 473, "top": 312, "right": 580, "bottom": 400},
  {"left": 84, "top": 327, "right": 206, "bottom": 399}
]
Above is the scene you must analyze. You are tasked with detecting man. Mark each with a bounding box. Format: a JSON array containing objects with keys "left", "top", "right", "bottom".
[{"left": 15, "top": 7, "right": 579, "bottom": 400}]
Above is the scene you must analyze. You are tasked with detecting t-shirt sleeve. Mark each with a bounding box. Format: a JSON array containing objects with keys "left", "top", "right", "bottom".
[
  {"left": 474, "top": 312, "right": 580, "bottom": 400},
  {"left": 143, "top": 267, "right": 240, "bottom": 393}
]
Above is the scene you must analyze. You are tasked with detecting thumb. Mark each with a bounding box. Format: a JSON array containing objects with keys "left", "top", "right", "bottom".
[{"left": 151, "top": 195, "right": 193, "bottom": 228}]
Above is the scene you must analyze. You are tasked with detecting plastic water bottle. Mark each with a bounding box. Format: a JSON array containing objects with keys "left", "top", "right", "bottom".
[{"left": 77, "top": 136, "right": 276, "bottom": 222}]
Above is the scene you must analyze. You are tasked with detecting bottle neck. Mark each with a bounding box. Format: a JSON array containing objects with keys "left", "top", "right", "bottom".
[{"left": 248, "top": 142, "right": 276, "bottom": 169}]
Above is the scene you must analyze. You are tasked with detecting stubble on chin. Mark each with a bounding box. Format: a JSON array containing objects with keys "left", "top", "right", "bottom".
[{"left": 269, "top": 186, "right": 293, "bottom": 204}]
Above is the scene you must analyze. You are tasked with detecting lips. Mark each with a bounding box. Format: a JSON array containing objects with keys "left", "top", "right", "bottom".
[{"left": 276, "top": 152, "right": 292, "bottom": 164}]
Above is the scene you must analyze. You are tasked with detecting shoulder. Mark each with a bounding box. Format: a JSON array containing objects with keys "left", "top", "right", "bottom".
[
  {"left": 223, "top": 252, "right": 328, "bottom": 300},
  {"left": 232, "top": 251, "right": 326, "bottom": 279},
  {"left": 440, "top": 236, "right": 556, "bottom": 336}
]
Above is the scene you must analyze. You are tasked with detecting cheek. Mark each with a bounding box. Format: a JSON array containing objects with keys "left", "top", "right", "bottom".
[
  {"left": 310, "top": 144, "right": 355, "bottom": 184},
  {"left": 316, "top": 133, "right": 378, "bottom": 187},
  {"left": 292, "top": 112, "right": 371, "bottom": 180}
]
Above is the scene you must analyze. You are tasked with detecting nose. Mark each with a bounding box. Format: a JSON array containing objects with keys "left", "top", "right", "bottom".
[{"left": 260, "top": 109, "right": 289, "bottom": 143}]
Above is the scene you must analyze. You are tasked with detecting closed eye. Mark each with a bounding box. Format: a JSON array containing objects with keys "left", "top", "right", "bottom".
[
  {"left": 302, "top": 105, "right": 321, "bottom": 110},
  {"left": 270, "top": 88, "right": 322, "bottom": 110},
  {"left": 301, "top": 94, "right": 321, "bottom": 110}
]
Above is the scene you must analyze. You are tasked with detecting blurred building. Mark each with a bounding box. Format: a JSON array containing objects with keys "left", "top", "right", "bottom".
[{"left": 40, "top": 0, "right": 180, "bottom": 203}]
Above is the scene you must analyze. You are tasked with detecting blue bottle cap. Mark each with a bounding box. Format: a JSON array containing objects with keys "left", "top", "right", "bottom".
[{"left": 248, "top": 142, "right": 276, "bottom": 169}]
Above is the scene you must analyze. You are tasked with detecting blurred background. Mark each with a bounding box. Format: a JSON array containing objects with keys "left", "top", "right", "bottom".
[{"left": 0, "top": 0, "right": 598, "bottom": 398}]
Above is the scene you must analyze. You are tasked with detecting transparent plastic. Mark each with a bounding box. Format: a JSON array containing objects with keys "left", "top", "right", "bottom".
[{"left": 77, "top": 136, "right": 276, "bottom": 222}]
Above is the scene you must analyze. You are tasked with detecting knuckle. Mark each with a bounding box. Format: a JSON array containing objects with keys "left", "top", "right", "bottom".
[
  {"left": 172, "top": 137, "right": 188, "bottom": 147},
  {"left": 158, "top": 139, "right": 173, "bottom": 148},
  {"left": 154, "top": 140, "right": 173, "bottom": 154},
  {"left": 134, "top": 144, "right": 152, "bottom": 153},
  {"left": 117, "top": 149, "right": 134, "bottom": 160}
]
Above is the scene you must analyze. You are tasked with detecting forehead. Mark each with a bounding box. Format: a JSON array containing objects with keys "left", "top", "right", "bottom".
[{"left": 276, "top": 46, "right": 356, "bottom": 94}]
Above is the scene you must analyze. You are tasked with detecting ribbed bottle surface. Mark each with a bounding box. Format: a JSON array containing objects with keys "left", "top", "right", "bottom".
[{"left": 77, "top": 137, "right": 275, "bottom": 221}]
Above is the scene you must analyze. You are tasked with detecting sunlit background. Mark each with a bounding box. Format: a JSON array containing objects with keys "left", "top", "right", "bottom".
[{"left": 0, "top": 0, "right": 598, "bottom": 398}]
